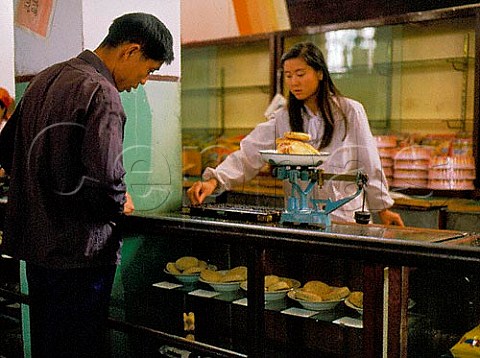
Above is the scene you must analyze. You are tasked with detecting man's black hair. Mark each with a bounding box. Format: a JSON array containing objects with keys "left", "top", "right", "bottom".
[{"left": 99, "top": 12, "right": 174, "bottom": 64}]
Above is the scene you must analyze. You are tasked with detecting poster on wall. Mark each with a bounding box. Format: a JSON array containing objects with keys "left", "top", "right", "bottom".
[{"left": 15, "top": 0, "right": 56, "bottom": 38}]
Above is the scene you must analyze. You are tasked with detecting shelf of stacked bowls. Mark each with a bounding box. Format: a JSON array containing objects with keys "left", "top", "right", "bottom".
[
  {"left": 375, "top": 135, "right": 397, "bottom": 187},
  {"left": 392, "top": 145, "right": 432, "bottom": 188},
  {"left": 428, "top": 155, "right": 475, "bottom": 190}
]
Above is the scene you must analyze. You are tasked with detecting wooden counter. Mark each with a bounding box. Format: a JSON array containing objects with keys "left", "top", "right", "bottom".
[
  {"left": 114, "top": 213, "right": 480, "bottom": 358},
  {"left": 2, "top": 203, "right": 480, "bottom": 357},
  {"left": 184, "top": 176, "right": 480, "bottom": 213}
]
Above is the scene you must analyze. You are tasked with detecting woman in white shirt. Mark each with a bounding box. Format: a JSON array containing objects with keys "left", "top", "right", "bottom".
[{"left": 188, "top": 42, "right": 403, "bottom": 226}]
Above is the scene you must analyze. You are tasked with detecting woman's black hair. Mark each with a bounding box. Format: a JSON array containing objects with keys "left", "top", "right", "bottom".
[
  {"left": 281, "top": 42, "right": 346, "bottom": 148},
  {"left": 98, "top": 12, "right": 174, "bottom": 64}
]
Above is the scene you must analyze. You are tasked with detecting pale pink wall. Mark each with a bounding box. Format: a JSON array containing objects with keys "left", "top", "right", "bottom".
[{"left": 181, "top": 0, "right": 239, "bottom": 43}]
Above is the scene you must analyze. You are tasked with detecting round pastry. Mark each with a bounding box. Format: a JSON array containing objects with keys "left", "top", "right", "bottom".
[
  {"left": 303, "top": 280, "right": 332, "bottom": 296},
  {"left": 295, "top": 289, "right": 323, "bottom": 302},
  {"left": 197, "top": 260, "right": 208, "bottom": 270},
  {"left": 220, "top": 266, "right": 247, "bottom": 282},
  {"left": 348, "top": 291, "right": 363, "bottom": 308},
  {"left": 264, "top": 275, "right": 280, "bottom": 288},
  {"left": 221, "top": 271, "right": 245, "bottom": 283},
  {"left": 322, "top": 286, "right": 350, "bottom": 301},
  {"left": 175, "top": 256, "right": 199, "bottom": 271},
  {"left": 228, "top": 266, "right": 247, "bottom": 280},
  {"left": 166, "top": 262, "right": 182, "bottom": 275},
  {"left": 276, "top": 138, "right": 319, "bottom": 155},
  {"left": 267, "top": 280, "right": 290, "bottom": 292},
  {"left": 281, "top": 278, "right": 295, "bottom": 289},
  {"left": 283, "top": 131, "right": 311, "bottom": 141},
  {"left": 183, "top": 266, "right": 203, "bottom": 275},
  {"left": 200, "top": 269, "right": 223, "bottom": 283}
]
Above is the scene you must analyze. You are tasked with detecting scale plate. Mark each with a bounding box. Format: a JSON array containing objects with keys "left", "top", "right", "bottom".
[{"left": 259, "top": 150, "right": 329, "bottom": 166}]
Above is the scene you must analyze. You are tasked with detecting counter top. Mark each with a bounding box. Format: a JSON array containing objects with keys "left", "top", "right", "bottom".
[
  {"left": 184, "top": 176, "right": 480, "bottom": 212},
  {"left": 123, "top": 211, "right": 480, "bottom": 270}
]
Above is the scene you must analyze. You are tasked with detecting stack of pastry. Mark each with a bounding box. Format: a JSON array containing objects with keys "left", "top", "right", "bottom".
[
  {"left": 375, "top": 135, "right": 397, "bottom": 186},
  {"left": 264, "top": 274, "right": 295, "bottom": 291},
  {"left": 165, "top": 256, "right": 209, "bottom": 275},
  {"left": 392, "top": 146, "right": 432, "bottom": 188},
  {"left": 276, "top": 132, "right": 319, "bottom": 155},
  {"left": 428, "top": 155, "right": 475, "bottom": 190},
  {"left": 291, "top": 280, "right": 350, "bottom": 302},
  {"left": 347, "top": 291, "right": 363, "bottom": 308},
  {"left": 200, "top": 266, "right": 247, "bottom": 283}
]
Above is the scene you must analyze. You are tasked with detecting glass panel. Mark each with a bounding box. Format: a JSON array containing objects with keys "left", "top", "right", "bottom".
[
  {"left": 180, "top": 16, "right": 477, "bottom": 192},
  {"left": 285, "top": 17, "right": 476, "bottom": 191},
  {"left": 285, "top": 26, "right": 395, "bottom": 132},
  {"left": 181, "top": 41, "right": 271, "bottom": 179}
]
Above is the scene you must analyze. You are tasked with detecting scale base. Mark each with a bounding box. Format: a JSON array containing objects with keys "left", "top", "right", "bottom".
[{"left": 280, "top": 210, "right": 331, "bottom": 228}]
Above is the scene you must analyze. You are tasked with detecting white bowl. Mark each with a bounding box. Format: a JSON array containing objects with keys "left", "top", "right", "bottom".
[
  {"left": 163, "top": 269, "right": 200, "bottom": 285},
  {"left": 344, "top": 296, "right": 363, "bottom": 314},
  {"left": 240, "top": 278, "right": 301, "bottom": 301},
  {"left": 203, "top": 281, "right": 242, "bottom": 292},
  {"left": 259, "top": 150, "right": 329, "bottom": 167},
  {"left": 287, "top": 291, "right": 343, "bottom": 311}
]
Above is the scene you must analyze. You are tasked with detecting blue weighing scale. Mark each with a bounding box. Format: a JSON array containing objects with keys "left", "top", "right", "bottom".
[{"left": 259, "top": 150, "right": 369, "bottom": 227}]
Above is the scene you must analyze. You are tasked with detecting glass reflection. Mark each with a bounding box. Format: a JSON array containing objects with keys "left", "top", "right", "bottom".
[{"left": 325, "top": 28, "right": 377, "bottom": 73}]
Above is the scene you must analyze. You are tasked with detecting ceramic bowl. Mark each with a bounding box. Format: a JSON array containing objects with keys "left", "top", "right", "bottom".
[
  {"left": 288, "top": 290, "right": 343, "bottom": 311},
  {"left": 199, "top": 270, "right": 243, "bottom": 292},
  {"left": 241, "top": 278, "right": 301, "bottom": 301}
]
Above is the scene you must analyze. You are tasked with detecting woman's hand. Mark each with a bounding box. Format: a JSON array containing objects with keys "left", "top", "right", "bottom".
[
  {"left": 123, "top": 192, "right": 135, "bottom": 215},
  {"left": 187, "top": 178, "right": 218, "bottom": 205},
  {"left": 378, "top": 209, "right": 404, "bottom": 226}
]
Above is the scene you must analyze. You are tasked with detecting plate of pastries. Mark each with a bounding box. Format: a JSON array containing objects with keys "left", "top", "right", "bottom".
[
  {"left": 344, "top": 291, "right": 364, "bottom": 314},
  {"left": 240, "top": 274, "right": 301, "bottom": 301},
  {"left": 260, "top": 132, "right": 329, "bottom": 166},
  {"left": 199, "top": 266, "right": 247, "bottom": 292},
  {"left": 288, "top": 280, "right": 351, "bottom": 311},
  {"left": 164, "top": 256, "right": 216, "bottom": 285},
  {"left": 344, "top": 291, "right": 415, "bottom": 315}
]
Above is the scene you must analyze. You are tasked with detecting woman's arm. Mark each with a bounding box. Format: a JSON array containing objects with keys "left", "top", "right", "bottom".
[{"left": 187, "top": 113, "right": 289, "bottom": 205}]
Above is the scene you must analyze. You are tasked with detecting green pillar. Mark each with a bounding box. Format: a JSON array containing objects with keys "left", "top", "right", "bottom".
[{"left": 20, "top": 260, "right": 31, "bottom": 358}]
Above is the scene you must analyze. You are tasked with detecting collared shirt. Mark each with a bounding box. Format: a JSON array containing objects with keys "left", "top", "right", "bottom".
[
  {"left": 1, "top": 50, "right": 127, "bottom": 268},
  {"left": 203, "top": 96, "right": 393, "bottom": 223}
]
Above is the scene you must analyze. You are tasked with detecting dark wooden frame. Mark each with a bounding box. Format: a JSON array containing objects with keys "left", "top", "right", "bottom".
[{"left": 115, "top": 214, "right": 480, "bottom": 358}]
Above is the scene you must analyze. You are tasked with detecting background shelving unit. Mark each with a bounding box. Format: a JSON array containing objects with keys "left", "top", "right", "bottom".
[{"left": 181, "top": 7, "right": 480, "bottom": 196}]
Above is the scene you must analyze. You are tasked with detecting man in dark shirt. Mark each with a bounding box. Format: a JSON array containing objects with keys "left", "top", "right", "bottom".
[{"left": 0, "top": 13, "right": 174, "bottom": 357}]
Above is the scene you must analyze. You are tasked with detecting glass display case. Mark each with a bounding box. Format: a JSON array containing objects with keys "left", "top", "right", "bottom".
[
  {"left": 2, "top": 209, "right": 480, "bottom": 357},
  {"left": 105, "top": 213, "right": 480, "bottom": 358}
]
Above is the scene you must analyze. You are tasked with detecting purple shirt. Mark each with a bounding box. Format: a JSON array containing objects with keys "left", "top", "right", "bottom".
[{"left": 2, "top": 50, "right": 127, "bottom": 269}]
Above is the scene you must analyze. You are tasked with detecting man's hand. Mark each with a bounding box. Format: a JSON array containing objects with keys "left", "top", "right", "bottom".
[{"left": 123, "top": 192, "right": 135, "bottom": 215}]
